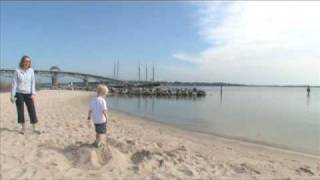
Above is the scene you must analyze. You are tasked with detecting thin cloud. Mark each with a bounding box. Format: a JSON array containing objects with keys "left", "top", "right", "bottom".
[{"left": 173, "top": 1, "right": 320, "bottom": 84}]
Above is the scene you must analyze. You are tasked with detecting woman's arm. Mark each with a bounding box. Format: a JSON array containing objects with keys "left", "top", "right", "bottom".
[
  {"left": 31, "top": 70, "right": 36, "bottom": 95},
  {"left": 11, "top": 71, "right": 17, "bottom": 98}
]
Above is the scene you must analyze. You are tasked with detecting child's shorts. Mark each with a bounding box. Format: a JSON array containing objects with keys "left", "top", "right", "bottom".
[{"left": 94, "top": 123, "right": 107, "bottom": 134}]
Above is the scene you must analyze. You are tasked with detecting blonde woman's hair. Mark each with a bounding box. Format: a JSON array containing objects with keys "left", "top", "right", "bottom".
[
  {"left": 97, "top": 84, "right": 109, "bottom": 96},
  {"left": 19, "top": 55, "right": 32, "bottom": 69}
]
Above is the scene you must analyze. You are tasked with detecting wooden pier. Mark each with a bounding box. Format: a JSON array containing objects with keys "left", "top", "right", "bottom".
[{"left": 108, "top": 87, "right": 206, "bottom": 97}]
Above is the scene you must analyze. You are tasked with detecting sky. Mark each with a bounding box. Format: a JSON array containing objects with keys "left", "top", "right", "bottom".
[{"left": 1, "top": 1, "right": 319, "bottom": 85}]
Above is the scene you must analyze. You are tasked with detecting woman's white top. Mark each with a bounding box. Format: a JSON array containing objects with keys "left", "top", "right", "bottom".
[
  {"left": 89, "top": 96, "right": 108, "bottom": 124},
  {"left": 11, "top": 68, "right": 36, "bottom": 96}
]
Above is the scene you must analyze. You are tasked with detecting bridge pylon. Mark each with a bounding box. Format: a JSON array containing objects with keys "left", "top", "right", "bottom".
[
  {"left": 50, "top": 66, "right": 61, "bottom": 88},
  {"left": 83, "top": 76, "right": 89, "bottom": 87},
  {"left": 51, "top": 73, "right": 58, "bottom": 88}
]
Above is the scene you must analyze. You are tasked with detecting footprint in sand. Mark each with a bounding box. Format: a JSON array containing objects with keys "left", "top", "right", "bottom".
[
  {"left": 131, "top": 150, "right": 151, "bottom": 164},
  {"left": 229, "top": 163, "right": 246, "bottom": 174},
  {"left": 213, "top": 163, "right": 227, "bottom": 176},
  {"left": 230, "top": 163, "right": 261, "bottom": 175},
  {"left": 178, "top": 167, "right": 194, "bottom": 176},
  {"left": 108, "top": 137, "right": 134, "bottom": 153},
  {"left": 296, "top": 166, "right": 314, "bottom": 176}
]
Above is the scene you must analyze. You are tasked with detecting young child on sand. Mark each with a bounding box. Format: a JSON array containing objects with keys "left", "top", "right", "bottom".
[{"left": 87, "top": 84, "right": 109, "bottom": 148}]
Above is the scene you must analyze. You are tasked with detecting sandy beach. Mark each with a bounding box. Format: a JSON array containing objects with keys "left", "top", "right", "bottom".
[{"left": 0, "top": 90, "right": 319, "bottom": 180}]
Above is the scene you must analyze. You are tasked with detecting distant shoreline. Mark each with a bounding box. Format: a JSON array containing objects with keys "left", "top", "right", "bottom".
[
  {"left": 1, "top": 84, "right": 319, "bottom": 94},
  {"left": 1, "top": 79, "right": 319, "bottom": 89},
  {"left": 160, "top": 82, "right": 320, "bottom": 88}
]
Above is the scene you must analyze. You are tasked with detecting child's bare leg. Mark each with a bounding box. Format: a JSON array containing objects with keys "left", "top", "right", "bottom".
[
  {"left": 100, "top": 134, "right": 106, "bottom": 145},
  {"left": 96, "top": 133, "right": 101, "bottom": 144}
]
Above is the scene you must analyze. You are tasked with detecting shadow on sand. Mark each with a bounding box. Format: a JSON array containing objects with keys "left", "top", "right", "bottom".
[
  {"left": 0, "top": 127, "right": 44, "bottom": 135},
  {"left": 0, "top": 127, "right": 23, "bottom": 134}
]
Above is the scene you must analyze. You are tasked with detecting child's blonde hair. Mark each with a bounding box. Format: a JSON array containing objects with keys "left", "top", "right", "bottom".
[{"left": 96, "top": 84, "right": 109, "bottom": 96}]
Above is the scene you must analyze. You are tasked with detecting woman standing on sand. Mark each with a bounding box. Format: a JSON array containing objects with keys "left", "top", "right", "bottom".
[{"left": 11, "top": 55, "right": 39, "bottom": 134}]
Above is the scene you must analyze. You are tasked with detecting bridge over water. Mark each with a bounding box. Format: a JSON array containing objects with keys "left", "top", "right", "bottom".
[{"left": 0, "top": 66, "right": 158, "bottom": 88}]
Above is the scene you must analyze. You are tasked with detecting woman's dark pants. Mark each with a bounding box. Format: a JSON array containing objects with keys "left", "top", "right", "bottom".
[{"left": 15, "top": 93, "right": 38, "bottom": 124}]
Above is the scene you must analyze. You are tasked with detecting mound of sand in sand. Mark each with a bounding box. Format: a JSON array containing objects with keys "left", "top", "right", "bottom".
[{"left": 65, "top": 144, "right": 112, "bottom": 169}]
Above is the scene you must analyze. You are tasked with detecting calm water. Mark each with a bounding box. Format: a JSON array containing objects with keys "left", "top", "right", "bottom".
[{"left": 107, "top": 87, "right": 320, "bottom": 155}]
